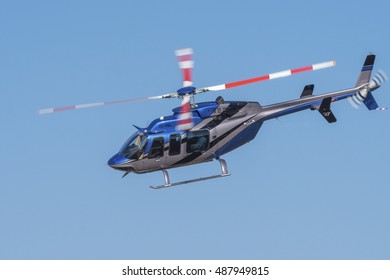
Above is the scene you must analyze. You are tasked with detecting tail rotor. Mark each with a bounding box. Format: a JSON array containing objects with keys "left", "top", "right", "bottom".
[
  {"left": 348, "top": 69, "right": 388, "bottom": 110},
  {"left": 370, "top": 70, "right": 388, "bottom": 89}
]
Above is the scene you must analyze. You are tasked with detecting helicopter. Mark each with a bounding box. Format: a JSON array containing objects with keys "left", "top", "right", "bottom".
[{"left": 39, "top": 49, "right": 387, "bottom": 189}]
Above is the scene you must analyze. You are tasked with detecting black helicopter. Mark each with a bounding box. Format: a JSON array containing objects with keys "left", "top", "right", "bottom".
[{"left": 39, "top": 49, "right": 386, "bottom": 188}]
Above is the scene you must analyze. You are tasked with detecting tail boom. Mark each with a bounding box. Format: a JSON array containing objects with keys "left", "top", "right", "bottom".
[{"left": 259, "top": 53, "right": 385, "bottom": 121}]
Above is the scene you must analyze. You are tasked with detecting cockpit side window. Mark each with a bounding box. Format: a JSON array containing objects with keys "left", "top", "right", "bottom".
[
  {"left": 148, "top": 137, "right": 165, "bottom": 159},
  {"left": 169, "top": 133, "right": 181, "bottom": 156},
  {"left": 186, "top": 130, "right": 209, "bottom": 153}
]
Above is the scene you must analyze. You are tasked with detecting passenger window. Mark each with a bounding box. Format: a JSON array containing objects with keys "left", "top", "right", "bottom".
[
  {"left": 148, "top": 137, "right": 164, "bottom": 158},
  {"left": 186, "top": 130, "right": 209, "bottom": 153},
  {"left": 169, "top": 133, "right": 181, "bottom": 156}
]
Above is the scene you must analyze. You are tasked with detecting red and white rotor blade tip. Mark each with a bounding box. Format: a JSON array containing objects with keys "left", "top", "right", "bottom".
[
  {"left": 37, "top": 94, "right": 175, "bottom": 115},
  {"left": 202, "top": 60, "right": 336, "bottom": 92},
  {"left": 175, "top": 48, "right": 194, "bottom": 87},
  {"left": 175, "top": 95, "right": 194, "bottom": 131}
]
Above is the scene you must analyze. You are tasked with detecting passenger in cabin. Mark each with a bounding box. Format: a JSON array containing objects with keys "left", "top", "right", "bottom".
[{"left": 196, "top": 136, "right": 207, "bottom": 151}]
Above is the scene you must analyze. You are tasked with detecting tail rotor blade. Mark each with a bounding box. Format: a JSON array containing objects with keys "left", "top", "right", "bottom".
[
  {"left": 348, "top": 95, "right": 363, "bottom": 109},
  {"left": 175, "top": 48, "right": 194, "bottom": 87},
  {"left": 371, "top": 69, "right": 388, "bottom": 87},
  {"left": 198, "top": 60, "right": 336, "bottom": 93},
  {"left": 38, "top": 93, "right": 177, "bottom": 115}
]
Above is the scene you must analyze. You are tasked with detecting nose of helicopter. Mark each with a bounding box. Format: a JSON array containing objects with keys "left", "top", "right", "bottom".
[{"left": 107, "top": 153, "right": 131, "bottom": 171}]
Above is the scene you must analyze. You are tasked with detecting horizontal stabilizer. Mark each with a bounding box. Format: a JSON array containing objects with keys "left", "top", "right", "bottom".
[
  {"left": 300, "top": 84, "right": 314, "bottom": 98},
  {"left": 318, "top": 97, "right": 337, "bottom": 123}
]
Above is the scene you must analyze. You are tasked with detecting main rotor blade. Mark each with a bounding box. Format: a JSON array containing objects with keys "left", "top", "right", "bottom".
[
  {"left": 175, "top": 48, "right": 194, "bottom": 87},
  {"left": 38, "top": 93, "right": 177, "bottom": 115},
  {"left": 175, "top": 95, "right": 194, "bottom": 131},
  {"left": 198, "top": 60, "right": 336, "bottom": 92}
]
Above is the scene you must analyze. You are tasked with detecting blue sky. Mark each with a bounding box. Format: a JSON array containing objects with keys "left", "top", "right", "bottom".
[{"left": 1, "top": 0, "right": 390, "bottom": 259}]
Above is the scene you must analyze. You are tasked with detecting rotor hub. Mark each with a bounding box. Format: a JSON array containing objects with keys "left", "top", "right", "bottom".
[{"left": 177, "top": 86, "right": 196, "bottom": 96}]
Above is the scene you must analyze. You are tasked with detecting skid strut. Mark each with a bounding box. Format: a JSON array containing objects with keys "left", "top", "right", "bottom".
[{"left": 149, "top": 159, "right": 231, "bottom": 189}]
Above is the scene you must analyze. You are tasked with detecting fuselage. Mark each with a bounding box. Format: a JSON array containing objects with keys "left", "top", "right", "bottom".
[
  {"left": 108, "top": 100, "right": 263, "bottom": 173},
  {"left": 107, "top": 84, "right": 368, "bottom": 174}
]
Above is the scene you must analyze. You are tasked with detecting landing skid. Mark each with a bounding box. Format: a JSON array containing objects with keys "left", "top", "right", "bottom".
[{"left": 149, "top": 158, "right": 231, "bottom": 189}]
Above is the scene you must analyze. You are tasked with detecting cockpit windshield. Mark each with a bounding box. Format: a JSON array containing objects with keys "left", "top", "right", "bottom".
[{"left": 120, "top": 132, "right": 148, "bottom": 160}]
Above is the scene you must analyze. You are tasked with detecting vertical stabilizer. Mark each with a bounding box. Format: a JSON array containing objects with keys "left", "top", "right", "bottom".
[{"left": 355, "top": 54, "right": 375, "bottom": 87}]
